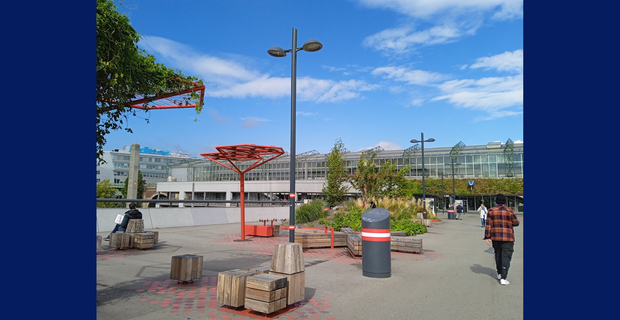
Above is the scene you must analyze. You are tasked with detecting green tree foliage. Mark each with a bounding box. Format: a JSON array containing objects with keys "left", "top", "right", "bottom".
[
  {"left": 348, "top": 153, "right": 379, "bottom": 206},
  {"left": 322, "top": 138, "right": 350, "bottom": 207},
  {"left": 376, "top": 160, "right": 410, "bottom": 198},
  {"left": 96, "top": 0, "right": 204, "bottom": 163},
  {"left": 121, "top": 170, "right": 147, "bottom": 199},
  {"left": 96, "top": 179, "right": 122, "bottom": 208}
]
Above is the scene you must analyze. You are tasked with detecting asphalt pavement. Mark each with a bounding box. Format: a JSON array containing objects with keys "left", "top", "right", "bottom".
[{"left": 96, "top": 211, "right": 523, "bottom": 320}]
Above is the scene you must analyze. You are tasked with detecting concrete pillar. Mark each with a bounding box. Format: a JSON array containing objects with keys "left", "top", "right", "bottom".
[
  {"left": 179, "top": 191, "right": 185, "bottom": 207},
  {"left": 127, "top": 143, "right": 140, "bottom": 206},
  {"left": 226, "top": 191, "right": 232, "bottom": 207}
]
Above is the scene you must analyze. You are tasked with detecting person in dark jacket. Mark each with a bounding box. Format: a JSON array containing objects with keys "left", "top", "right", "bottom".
[
  {"left": 104, "top": 202, "right": 143, "bottom": 241},
  {"left": 456, "top": 204, "right": 464, "bottom": 220}
]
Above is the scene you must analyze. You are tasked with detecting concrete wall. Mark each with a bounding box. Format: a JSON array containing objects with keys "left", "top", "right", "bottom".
[{"left": 96, "top": 206, "right": 289, "bottom": 232}]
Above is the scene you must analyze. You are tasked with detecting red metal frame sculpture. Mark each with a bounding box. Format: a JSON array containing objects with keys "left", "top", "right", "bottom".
[
  {"left": 127, "top": 80, "right": 206, "bottom": 110},
  {"left": 200, "top": 144, "right": 285, "bottom": 241}
]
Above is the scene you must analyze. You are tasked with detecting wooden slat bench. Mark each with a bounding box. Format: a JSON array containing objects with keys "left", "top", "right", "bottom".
[
  {"left": 294, "top": 229, "right": 346, "bottom": 248},
  {"left": 390, "top": 236, "right": 423, "bottom": 253},
  {"left": 347, "top": 232, "right": 422, "bottom": 257},
  {"left": 347, "top": 234, "right": 362, "bottom": 256}
]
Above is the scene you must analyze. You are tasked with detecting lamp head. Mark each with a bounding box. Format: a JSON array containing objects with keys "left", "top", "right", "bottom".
[
  {"left": 302, "top": 39, "right": 323, "bottom": 52},
  {"left": 267, "top": 46, "right": 287, "bottom": 57}
]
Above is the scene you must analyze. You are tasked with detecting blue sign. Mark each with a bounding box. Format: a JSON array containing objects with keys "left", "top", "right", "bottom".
[
  {"left": 129, "top": 146, "right": 171, "bottom": 156},
  {"left": 468, "top": 180, "right": 475, "bottom": 186}
]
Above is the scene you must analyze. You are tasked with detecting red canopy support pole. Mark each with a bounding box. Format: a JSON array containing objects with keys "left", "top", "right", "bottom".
[{"left": 240, "top": 172, "right": 246, "bottom": 241}]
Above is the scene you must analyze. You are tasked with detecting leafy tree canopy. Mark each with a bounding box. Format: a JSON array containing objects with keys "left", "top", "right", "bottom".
[
  {"left": 322, "top": 138, "right": 350, "bottom": 207},
  {"left": 96, "top": 0, "right": 203, "bottom": 163}
]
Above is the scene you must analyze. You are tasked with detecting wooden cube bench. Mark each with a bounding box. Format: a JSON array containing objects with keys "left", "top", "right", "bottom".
[
  {"left": 390, "top": 236, "right": 423, "bottom": 253},
  {"left": 244, "top": 273, "right": 288, "bottom": 313},
  {"left": 145, "top": 230, "right": 159, "bottom": 244},
  {"left": 216, "top": 269, "right": 257, "bottom": 307},
  {"left": 132, "top": 233, "right": 155, "bottom": 249},
  {"left": 170, "top": 254, "right": 203, "bottom": 283},
  {"left": 97, "top": 235, "right": 102, "bottom": 254},
  {"left": 110, "top": 232, "right": 132, "bottom": 249},
  {"left": 126, "top": 219, "right": 144, "bottom": 233}
]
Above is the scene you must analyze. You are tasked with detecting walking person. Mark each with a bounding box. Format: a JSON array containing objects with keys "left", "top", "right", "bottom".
[
  {"left": 477, "top": 202, "right": 488, "bottom": 227},
  {"left": 104, "top": 202, "right": 143, "bottom": 241},
  {"left": 456, "top": 203, "right": 464, "bottom": 220},
  {"left": 483, "top": 194, "right": 520, "bottom": 285}
]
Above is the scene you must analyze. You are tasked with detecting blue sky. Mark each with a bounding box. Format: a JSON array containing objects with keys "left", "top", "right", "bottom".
[{"left": 106, "top": 0, "right": 523, "bottom": 157}]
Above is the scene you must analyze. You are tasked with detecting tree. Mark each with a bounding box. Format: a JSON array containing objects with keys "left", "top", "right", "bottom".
[
  {"left": 349, "top": 153, "right": 379, "bottom": 207},
  {"left": 121, "top": 170, "right": 147, "bottom": 199},
  {"left": 377, "top": 160, "right": 410, "bottom": 198},
  {"left": 322, "top": 138, "right": 350, "bottom": 207},
  {"left": 96, "top": 0, "right": 203, "bottom": 163},
  {"left": 96, "top": 179, "right": 122, "bottom": 208}
]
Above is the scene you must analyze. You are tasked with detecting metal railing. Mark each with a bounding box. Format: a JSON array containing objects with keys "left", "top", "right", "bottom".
[{"left": 96, "top": 198, "right": 299, "bottom": 207}]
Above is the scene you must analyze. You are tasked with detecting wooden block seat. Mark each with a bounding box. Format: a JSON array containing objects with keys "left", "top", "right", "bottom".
[
  {"left": 132, "top": 233, "right": 155, "bottom": 249},
  {"left": 270, "top": 243, "right": 306, "bottom": 305},
  {"left": 97, "top": 235, "right": 102, "bottom": 254},
  {"left": 216, "top": 269, "right": 257, "bottom": 307},
  {"left": 244, "top": 266, "right": 271, "bottom": 274},
  {"left": 390, "top": 236, "right": 423, "bottom": 253},
  {"left": 126, "top": 219, "right": 144, "bottom": 233},
  {"left": 110, "top": 232, "right": 132, "bottom": 249},
  {"left": 244, "top": 273, "right": 288, "bottom": 313},
  {"left": 270, "top": 243, "right": 305, "bottom": 275},
  {"left": 144, "top": 230, "right": 159, "bottom": 244},
  {"left": 170, "top": 254, "right": 203, "bottom": 283}
]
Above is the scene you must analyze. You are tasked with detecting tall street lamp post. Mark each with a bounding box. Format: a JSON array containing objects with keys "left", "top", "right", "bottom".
[
  {"left": 268, "top": 28, "right": 323, "bottom": 242},
  {"left": 410, "top": 133, "right": 434, "bottom": 218}
]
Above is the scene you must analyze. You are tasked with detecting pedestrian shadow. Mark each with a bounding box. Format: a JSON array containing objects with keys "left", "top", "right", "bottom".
[{"left": 470, "top": 263, "right": 497, "bottom": 279}]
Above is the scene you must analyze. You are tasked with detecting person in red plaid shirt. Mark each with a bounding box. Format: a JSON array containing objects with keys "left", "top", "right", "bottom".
[{"left": 483, "top": 194, "right": 520, "bottom": 285}]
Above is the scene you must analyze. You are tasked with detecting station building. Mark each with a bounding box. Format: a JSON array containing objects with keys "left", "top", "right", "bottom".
[{"left": 149, "top": 140, "right": 523, "bottom": 213}]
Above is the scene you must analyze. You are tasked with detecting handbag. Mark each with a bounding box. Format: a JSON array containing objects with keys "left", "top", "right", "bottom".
[{"left": 114, "top": 214, "right": 124, "bottom": 224}]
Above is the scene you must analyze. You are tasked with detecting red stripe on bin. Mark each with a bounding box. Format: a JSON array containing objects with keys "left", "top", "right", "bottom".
[{"left": 362, "top": 236, "right": 391, "bottom": 242}]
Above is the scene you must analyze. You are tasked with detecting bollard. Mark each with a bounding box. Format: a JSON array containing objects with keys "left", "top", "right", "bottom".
[{"left": 361, "top": 208, "right": 391, "bottom": 278}]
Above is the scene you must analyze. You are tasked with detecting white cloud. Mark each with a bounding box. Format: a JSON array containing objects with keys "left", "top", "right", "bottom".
[
  {"left": 356, "top": 0, "right": 522, "bottom": 20},
  {"left": 363, "top": 23, "right": 478, "bottom": 54},
  {"left": 430, "top": 50, "right": 523, "bottom": 118},
  {"left": 359, "top": 1, "right": 522, "bottom": 54},
  {"left": 468, "top": 49, "right": 523, "bottom": 73},
  {"left": 139, "top": 36, "right": 378, "bottom": 103},
  {"left": 432, "top": 74, "right": 523, "bottom": 118},
  {"left": 372, "top": 66, "right": 447, "bottom": 85}
]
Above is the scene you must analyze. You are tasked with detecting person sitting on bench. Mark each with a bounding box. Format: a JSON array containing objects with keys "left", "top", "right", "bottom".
[{"left": 104, "top": 202, "right": 142, "bottom": 241}]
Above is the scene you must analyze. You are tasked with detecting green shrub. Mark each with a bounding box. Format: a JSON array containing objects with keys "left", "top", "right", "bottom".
[
  {"left": 391, "top": 219, "right": 427, "bottom": 236},
  {"left": 295, "top": 200, "right": 328, "bottom": 224}
]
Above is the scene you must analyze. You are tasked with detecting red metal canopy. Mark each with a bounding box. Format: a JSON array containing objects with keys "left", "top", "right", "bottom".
[{"left": 200, "top": 144, "right": 285, "bottom": 241}]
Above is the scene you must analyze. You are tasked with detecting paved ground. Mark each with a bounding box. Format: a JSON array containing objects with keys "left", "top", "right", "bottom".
[{"left": 96, "top": 212, "right": 523, "bottom": 320}]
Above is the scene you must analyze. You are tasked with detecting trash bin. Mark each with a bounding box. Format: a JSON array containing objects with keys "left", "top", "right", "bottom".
[
  {"left": 447, "top": 209, "right": 455, "bottom": 220},
  {"left": 361, "top": 208, "right": 391, "bottom": 278}
]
